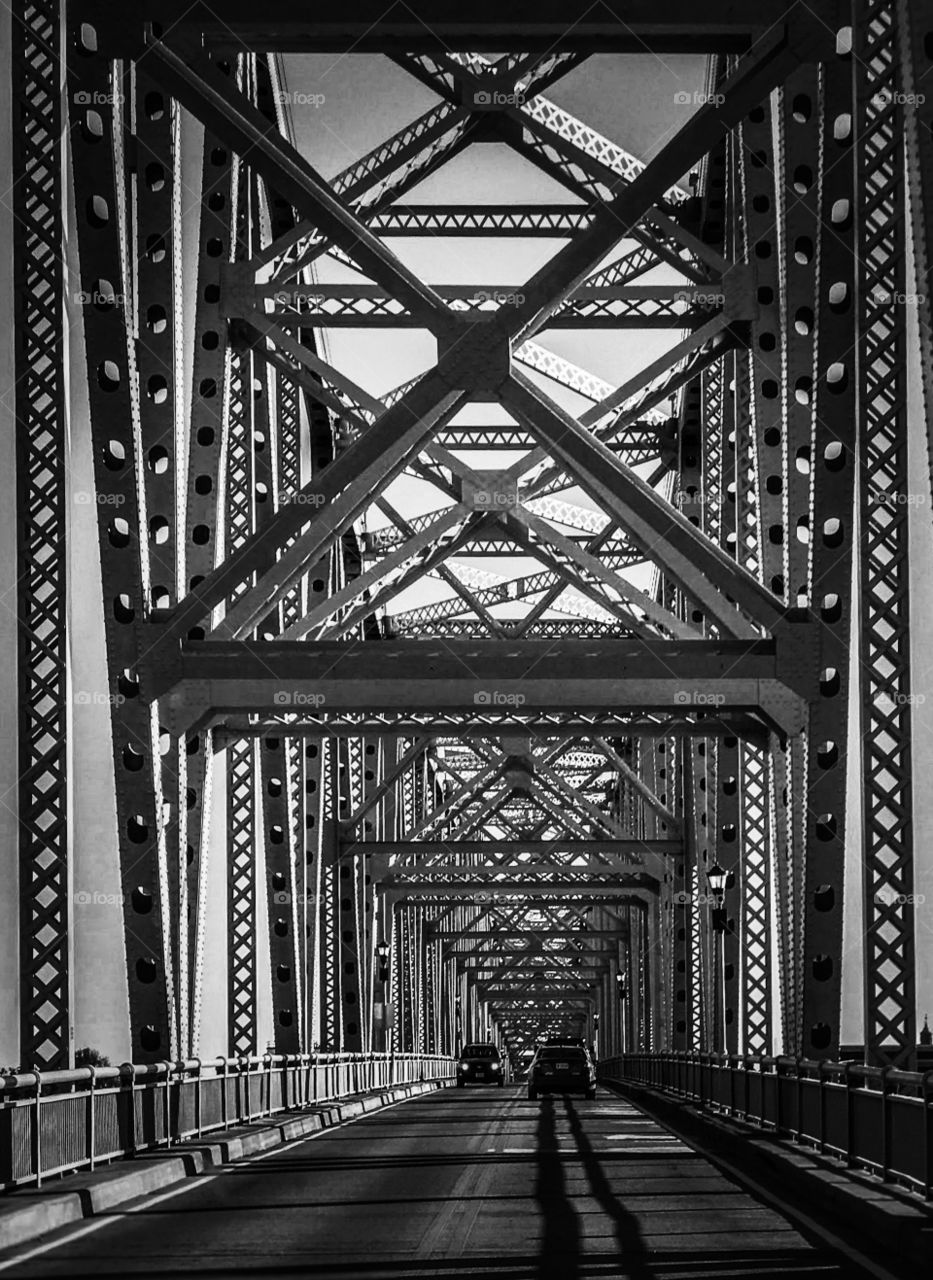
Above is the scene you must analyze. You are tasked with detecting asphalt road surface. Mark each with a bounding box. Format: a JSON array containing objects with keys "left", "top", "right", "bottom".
[{"left": 0, "top": 1086, "right": 888, "bottom": 1279}]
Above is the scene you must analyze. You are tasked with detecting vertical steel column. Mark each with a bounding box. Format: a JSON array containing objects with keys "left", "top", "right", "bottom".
[
  {"left": 180, "top": 90, "right": 236, "bottom": 1052},
  {"left": 741, "top": 743, "right": 772, "bottom": 1054},
  {"left": 856, "top": 0, "right": 917, "bottom": 1068},
  {"left": 731, "top": 90, "right": 775, "bottom": 1057},
  {"left": 896, "top": 0, "right": 933, "bottom": 448},
  {"left": 70, "top": 16, "right": 174, "bottom": 1061},
  {"left": 241, "top": 54, "right": 305, "bottom": 1056},
  {"left": 716, "top": 737, "right": 741, "bottom": 1053},
  {"left": 319, "top": 806, "right": 341, "bottom": 1048},
  {"left": 253, "top": 359, "right": 302, "bottom": 1052},
  {"left": 335, "top": 737, "right": 364, "bottom": 1050},
  {"left": 357, "top": 738, "right": 383, "bottom": 1051},
  {"left": 302, "top": 738, "right": 325, "bottom": 1048},
  {"left": 227, "top": 736, "right": 257, "bottom": 1056},
  {"left": 771, "top": 68, "right": 823, "bottom": 1052},
  {"left": 801, "top": 42, "right": 858, "bottom": 1059},
  {"left": 14, "top": 0, "right": 69, "bottom": 1070},
  {"left": 671, "top": 740, "right": 692, "bottom": 1052},
  {"left": 223, "top": 102, "right": 261, "bottom": 1056},
  {"left": 691, "top": 743, "right": 711, "bottom": 1051},
  {"left": 131, "top": 63, "right": 183, "bottom": 1050}
]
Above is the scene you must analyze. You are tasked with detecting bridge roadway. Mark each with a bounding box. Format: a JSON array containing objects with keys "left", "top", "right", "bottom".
[{"left": 0, "top": 1087, "right": 886, "bottom": 1279}]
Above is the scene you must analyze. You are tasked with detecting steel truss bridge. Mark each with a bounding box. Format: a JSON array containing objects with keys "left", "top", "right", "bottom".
[{"left": 7, "top": 0, "right": 933, "bottom": 1089}]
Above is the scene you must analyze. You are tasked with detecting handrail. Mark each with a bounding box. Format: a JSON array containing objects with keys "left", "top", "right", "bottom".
[
  {"left": 0, "top": 1052, "right": 456, "bottom": 1190},
  {"left": 598, "top": 1051, "right": 933, "bottom": 1198}
]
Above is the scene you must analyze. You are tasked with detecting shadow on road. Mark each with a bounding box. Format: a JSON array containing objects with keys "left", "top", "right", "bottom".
[
  {"left": 564, "top": 1097, "right": 651, "bottom": 1280},
  {"left": 535, "top": 1095, "right": 581, "bottom": 1280}
]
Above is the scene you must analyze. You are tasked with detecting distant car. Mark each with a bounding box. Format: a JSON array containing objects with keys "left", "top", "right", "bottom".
[
  {"left": 457, "top": 1042, "right": 505, "bottom": 1087},
  {"left": 513, "top": 1048, "right": 536, "bottom": 1079},
  {"left": 527, "top": 1044, "right": 596, "bottom": 1099}
]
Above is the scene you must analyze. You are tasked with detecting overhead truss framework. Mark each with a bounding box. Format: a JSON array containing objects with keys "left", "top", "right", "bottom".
[{"left": 17, "top": 0, "right": 924, "bottom": 1067}]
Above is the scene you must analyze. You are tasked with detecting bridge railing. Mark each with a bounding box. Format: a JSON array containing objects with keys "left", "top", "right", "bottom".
[
  {"left": 0, "top": 1051, "right": 456, "bottom": 1190},
  {"left": 598, "top": 1052, "right": 933, "bottom": 1198}
]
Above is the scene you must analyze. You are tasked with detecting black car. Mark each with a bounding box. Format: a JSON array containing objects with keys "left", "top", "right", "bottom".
[
  {"left": 527, "top": 1044, "right": 597, "bottom": 1099},
  {"left": 457, "top": 1043, "right": 505, "bottom": 1087}
]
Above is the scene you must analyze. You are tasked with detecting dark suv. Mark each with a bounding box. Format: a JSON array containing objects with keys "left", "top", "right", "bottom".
[
  {"left": 457, "top": 1043, "right": 504, "bottom": 1087},
  {"left": 527, "top": 1044, "right": 596, "bottom": 1099}
]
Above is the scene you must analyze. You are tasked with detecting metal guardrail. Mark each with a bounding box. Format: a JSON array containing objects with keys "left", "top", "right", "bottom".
[
  {"left": 0, "top": 1052, "right": 456, "bottom": 1190},
  {"left": 599, "top": 1052, "right": 933, "bottom": 1198}
]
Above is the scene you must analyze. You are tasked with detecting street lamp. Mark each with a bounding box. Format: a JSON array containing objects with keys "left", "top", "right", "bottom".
[
  {"left": 706, "top": 862, "right": 729, "bottom": 1052},
  {"left": 615, "top": 973, "right": 628, "bottom": 1056},
  {"left": 707, "top": 862, "right": 728, "bottom": 932}
]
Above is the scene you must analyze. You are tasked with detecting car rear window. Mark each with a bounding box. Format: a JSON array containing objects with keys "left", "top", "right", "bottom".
[
  {"left": 536, "top": 1047, "right": 586, "bottom": 1061},
  {"left": 462, "top": 1045, "right": 499, "bottom": 1058}
]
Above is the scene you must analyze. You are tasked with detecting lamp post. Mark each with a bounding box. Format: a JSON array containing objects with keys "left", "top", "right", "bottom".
[
  {"left": 615, "top": 972, "right": 627, "bottom": 1055},
  {"left": 375, "top": 940, "right": 390, "bottom": 1052},
  {"left": 706, "top": 863, "right": 728, "bottom": 1052},
  {"left": 707, "top": 862, "right": 728, "bottom": 933}
]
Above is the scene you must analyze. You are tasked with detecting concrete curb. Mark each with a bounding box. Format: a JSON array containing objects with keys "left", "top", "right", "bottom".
[
  {"left": 602, "top": 1077, "right": 933, "bottom": 1272},
  {"left": 0, "top": 1078, "right": 447, "bottom": 1253}
]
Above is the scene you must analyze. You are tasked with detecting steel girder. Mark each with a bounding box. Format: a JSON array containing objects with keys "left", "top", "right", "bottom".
[
  {"left": 855, "top": 0, "right": 917, "bottom": 1069},
  {"left": 77, "top": 2, "right": 847, "bottom": 54},
  {"left": 71, "top": 20, "right": 177, "bottom": 1061},
  {"left": 153, "top": 638, "right": 809, "bottom": 737},
  {"left": 55, "top": 0, "right": 927, "bottom": 1071},
  {"left": 798, "top": 47, "right": 858, "bottom": 1061},
  {"left": 13, "top": 0, "right": 69, "bottom": 1070}
]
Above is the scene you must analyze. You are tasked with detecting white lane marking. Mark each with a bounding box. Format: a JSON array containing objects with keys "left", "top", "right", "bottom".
[
  {"left": 0, "top": 1092, "right": 419, "bottom": 1273},
  {"left": 601, "top": 1136, "right": 680, "bottom": 1146}
]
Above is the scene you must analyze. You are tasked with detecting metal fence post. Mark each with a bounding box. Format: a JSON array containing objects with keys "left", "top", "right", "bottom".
[
  {"left": 32, "top": 1073, "right": 42, "bottom": 1188},
  {"left": 123, "top": 1063, "right": 137, "bottom": 1153},
  {"left": 817, "top": 1060, "right": 827, "bottom": 1154},
  {"left": 194, "top": 1059, "right": 202, "bottom": 1139},
  {"left": 880, "top": 1067, "right": 892, "bottom": 1182},
  {"left": 87, "top": 1067, "right": 96, "bottom": 1172},
  {"left": 163, "top": 1062, "right": 173, "bottom": 1148},
  {"left": 923, "top": 1070, "right": 933, "bottom": 1199},
  {"left": 220, "top": 1058, "right": 229, "bottom": 1130}
]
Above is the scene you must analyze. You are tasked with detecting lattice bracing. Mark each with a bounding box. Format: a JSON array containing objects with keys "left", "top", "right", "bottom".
[
  {"left": 856, "top": 0, "right": 916, "bottom": 1068},
  {"left": 14, "top": 0, "right": 69, "bottom": 1070},
  {"left": 46, "top": 2, "right": 927, "bottom": 1076}
]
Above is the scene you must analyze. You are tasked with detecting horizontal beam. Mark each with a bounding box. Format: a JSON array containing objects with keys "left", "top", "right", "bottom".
[
  {"left": 151, "top": 638, "right": 807, "bottom": 736},
  {"left": 481, "top": 990, "right": 597, "bottom": 998},
  {"left": 89, "top": 1, "right": 842, "bottom": 52},
  {"left": 382, "top": 863, "right": 649, "bottom": 880},
  {"left": 252, "top": 282, "right": 738, "bottom": 330},
  {"left": 213, "top": 714, "right": 768, "bottom": 743},
  {"left": 433, "top": 931, "right": 626, "bottom": 940},
  {"left": 340, "top": 839, "right": 680, "bottom": 856},
  {"left": 468, "top": 969, "right": 604, "bottom": 979},
  {"left": 366, "top": 206, "right": 595, "bottom": 236},
  {"left": 382, "top": 877, "right": 659, "bottom": 897}
]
